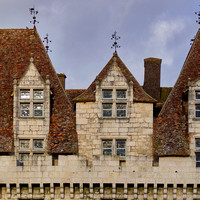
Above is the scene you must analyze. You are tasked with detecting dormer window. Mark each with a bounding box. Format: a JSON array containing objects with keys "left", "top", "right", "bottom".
[
  {"left": 19, "top": 89, "right": 44, "bottom": 118},
  {"left": 102, "top": 90, "right": 112, "bottom": 99},
  {"left": 102, "top": 88, "right": 127, "bottom": 118}
]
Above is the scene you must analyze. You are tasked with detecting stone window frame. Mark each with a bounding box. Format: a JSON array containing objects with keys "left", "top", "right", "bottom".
[
  {"left": 19, "top": 88, "right": 45, "bottom": 118},
  {"left": 101, "top": 88, "right": 128, "bottom": 118},
  {"left": 102, "top": 138, "right": 126, "bottom": 159},
  {"left": 18, "top": 138, "right": 45, "bottom": 166}
]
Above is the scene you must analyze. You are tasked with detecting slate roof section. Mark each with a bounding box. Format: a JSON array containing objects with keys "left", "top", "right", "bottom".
[
  {"left": 154, "top": 29, "right": 200, "bottom": 156},
  {"left": 0, "top": 28, "right": 77, "bottom": 154},
  {"left": 74, "top": 52, "right": 156, "bottom": 103}
]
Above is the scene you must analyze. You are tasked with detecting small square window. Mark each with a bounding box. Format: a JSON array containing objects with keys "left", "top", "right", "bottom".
[
  {"left": 33, "top": 139, "right": 44, "bottom": 150},
  {"left": 196, "top": 153, "right": 200, "bottom": 167},
  {"left": 116, "top": 90, "right": 126, "bottom": 99},
  {"left": 34, "top": 103, "right": 43, "bottom": 117},
  {"left": 20, "top": 104, "right": 30, "bottom": 117},
  {"left": 20, "top": 89, "right": 30, "bottom": 100},
  {"left": 116, "top": 104, "right": 126, "bottom": 118},
  {"left": 18, "top": 153, "right": 29, "bottom": 165},
  {"left": 102, "top": 90, "right": 112, "bottom": 99},
  {"left": 196, "top": 92, "right": 200, "bottom": 100},
  {"left": 196, "top": 138, "right": 200, "bottom": 149},
  {"left": 102, "top": 140, "right": 112, "bottom": 156},
  {"left": 102, "top": 104, "right": 112, "bottom": 117},
  {"left": 195, "top": 105, "right": 200, "bottom": 118},
  {"left": 34, "top": 90, "right": 44, "bottom": 100},
  {"left": 19, "top": 139, "right": 30, "bottom": 150},
  {"left": 116, "top": 140, "right": 126, "bottom": 158}
]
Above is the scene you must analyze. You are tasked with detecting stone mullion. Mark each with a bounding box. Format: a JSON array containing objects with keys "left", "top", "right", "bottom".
[
  {"left": 112, "top": 183, "right": 116, "bottom": 199},
  {"left": 6, "top": 184, "right": 11, "bottom": 199}
]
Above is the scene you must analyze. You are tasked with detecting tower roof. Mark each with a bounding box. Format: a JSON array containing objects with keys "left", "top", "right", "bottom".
[{"left": 154, "top": 29, "right": 200, "bottom": 156}]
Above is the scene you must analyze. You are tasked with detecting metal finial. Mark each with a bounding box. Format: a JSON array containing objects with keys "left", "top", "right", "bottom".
[
  {"left": 190, "top": 36, "right": 195, "bottom": 45},
  {"left": 43, "top": 34, "right": 52, "bottom": 54},
  {"left": 29, "top": 6, "right": 39, "bottom": 27},
  {"left": 195, "top": 5, "right": 200, "bottom": 25},
  {"left": 111, "top": 31, "right": 120, "bottom": 52}
]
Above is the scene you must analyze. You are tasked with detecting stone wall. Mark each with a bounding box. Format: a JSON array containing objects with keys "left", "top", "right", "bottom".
[{"left": 0, "top": 155, "right": 199, "bottom": 199}]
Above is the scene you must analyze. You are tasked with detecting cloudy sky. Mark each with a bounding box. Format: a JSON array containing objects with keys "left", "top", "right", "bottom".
[{"left": 0, "top": 0, "right": 199, "bottom": 89}]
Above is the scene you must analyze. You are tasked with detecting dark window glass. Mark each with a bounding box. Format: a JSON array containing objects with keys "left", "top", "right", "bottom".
[
  {"left": 196, "top": 138, "right": 200, "bottom": 149},
  {"left": 116, "top": 140, "right": 126, "bottom": 158},
  {"left": 116, "top": 90, "right": 126, "bottom": 99},
  {"left": 33, "top": 90, "right": 44, "bottom": 100},
  {"left": 102, "top": 90, "right": 112, "bottom": 99},
  {"left": 196, "top": 105, "right": 200, "bottom": 118},
  {"left": 103, "top": 104, "right": 112, "bottom": 117},
  {"left": 102, "top": 140, "right": 112, "bottom": 156},
  {"left": 20, "top": 89, "right": 30, "bottom": 100},
  {"left": 196, "top": 153, "right": 200, "bottom": 167},
  {"left": 196, "top": 92, "right": 200, "bottom": 100},
  {"left": 116, "top": 104, "right": 126, "bottom": 117},
  {"left": 34, "top": 104, "right": 43, "bottom": 117},
  {"left": 20, "top": 104, "right": 30, "bottom": 117}
]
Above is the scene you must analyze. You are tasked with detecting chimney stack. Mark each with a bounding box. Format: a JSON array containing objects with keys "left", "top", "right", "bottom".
[
  {"left": 57, "top": 73, "right": 66, "bottom": 89},
  {"left": 143, "top": 58, "right": 162, "bottom": 101}
]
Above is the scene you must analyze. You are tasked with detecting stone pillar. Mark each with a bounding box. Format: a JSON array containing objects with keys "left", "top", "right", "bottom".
[
  {"left": 144, "top": 184, "right": 148, "bottom": 200},
  {"left": 89, "top": 184, "right": 93, "bottom": 199},
  {"left": 16, "top": 184, "right": 20, "bottom": 199},
  {"left": 134, "top": 186, "right": 138, "bottom": 199},
  {"left": 124, "top": 184, "right": 128, "bottom": 199},
  {"left": 60, "top": 184, "right": 64, "bottom": 199},
  {"left": 112, "top": 183, "right": 116, "bottom": 199},
  {"left": 173, "top": 185, "right": 177, "bottom": 200},
  {"left": 153, "top": 186, "right": 157, "bottom": 200},
  {"left": 28, "top": 184, "right": 32, "bottom": 199},
  {"left": 80, "top": 184, "right": 84, "bottom": 199},
  {"left": 100, "top": 183, "right": 103, "bottom": 199},
  {"left": 6, "top": 184, "right": 11, "bottom": 199},
  {"left": 163, "top": 185, "right": 167, "bottom": 200},
  {"left": 193, "top": 184, "right": 197, "bottom": 200},
  {"left": 70, "top": 184, "right": 74, "bottom": 199},
  {"left": 50, "top": 183, "right": 54, "bottom": 199},
  {"left": 183, "top": 185, "right": 187, "bottom": 200}
]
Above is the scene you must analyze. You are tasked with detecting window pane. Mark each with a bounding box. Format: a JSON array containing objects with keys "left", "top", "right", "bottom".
[
  {"left": 102, "top": 90, "right": 112, "bottom": 99},
  {"left": 34, "top": 104, "right": 43, "bottom": 117},
  {"left": 116, "top": 149, "right": 126, "bottom": 157},
  {"left": 116, "top": 140, "right": 126, "bottom": 148},
  {"left": 34, "top": 90, "right": 44, "bottom": 100},
  {"left": 102, "top": 104, "right": 112, "bottom": 117},
  {"left": 116, "top": 140, "right": 126, "bottom": 158},
  {"left": 117, "top": 90, "right": 126, "bottom": 99},
  {"left": 196, "top": 92, "right": 200, "bottom": 100},
  {"left": 20, "top": 104, "right": 30, "bottom": 117},
  {"left": 19, "top": 153, "right": 29, "bottom": 161},
  {"left": 19, "top": 139, "right": 30, "bottom": 150},
  {"left": 116, "top": 104, "right": 126, "bottom": 117},
  {"left": 103, "top": 140, "right": 112, "bottom": 148},
  {"left": 196, "top": 104, "right": 200, "bottom": 118},
  {"left": 196, "top": 138, "right": 200, "bottom": 149},
  {"left": 20, "top": 90, "right": 30, "bottom": 100},
  {"left": 102, "top": 140, "right": 112, "bottom": 156},
  {"left": 33, "top": 139, "right": 44, "bottom": 150},
  {"left": 196, "top": 153, "right": 200, "bottom": 161}
]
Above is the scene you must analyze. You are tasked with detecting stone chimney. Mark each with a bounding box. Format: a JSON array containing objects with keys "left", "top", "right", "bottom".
[
  {"left": 143, "top": 58, "right": 162, "bottom": 101},
  {"left": 57, "top": 73, "right": 66, "bottom": 89}
]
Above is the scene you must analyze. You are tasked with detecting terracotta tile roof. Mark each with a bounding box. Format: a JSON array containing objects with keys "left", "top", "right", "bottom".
[
  {"left": 65, "top": 89, "right": 86, "bottom": 105},
  {"left": 0, "top": 28, "right": 77, "bottom": 154},
  {"left": 74, "top": 52, "right": 156, "bottom": 103},
  {"left": 154, "top": 29, "right": 200, "bottom": 156}
]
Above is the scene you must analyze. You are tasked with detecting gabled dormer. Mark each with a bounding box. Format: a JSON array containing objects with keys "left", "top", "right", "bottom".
[
  {"left": 13, "top": 55, "right": 50, "bottom": 164},
  {"left": 74, "top": 52, "right": 156, "bottom": 165}
]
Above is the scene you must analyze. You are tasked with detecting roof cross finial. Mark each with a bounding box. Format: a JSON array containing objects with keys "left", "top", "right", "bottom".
[
  {"left": 111, "top": 31, "right": 120, "bottom": 52},
  {"left": 29, "top": 6, "right": 39, "bottom": 27},
  {"left": 43, "top": 34, "right": 52, "bottom": 54}
]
